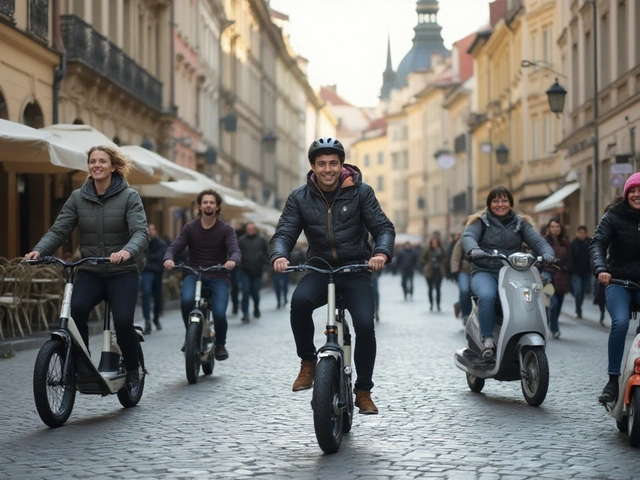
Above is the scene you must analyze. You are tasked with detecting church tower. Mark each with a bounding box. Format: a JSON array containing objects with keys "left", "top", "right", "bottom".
[{"left": 379, "top": 34, "right": 396, "bottom": 101}]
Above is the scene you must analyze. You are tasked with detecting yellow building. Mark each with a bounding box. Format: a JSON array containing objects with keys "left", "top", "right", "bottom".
[
  {"left": 0, "top": 1, "right": 61, "bottom": 258},
  {"left": 469, "top": 1, "right": 564, "bottom": 230},
  {"left": 351, "top": 119, "right": 390, "bottom": 215}
]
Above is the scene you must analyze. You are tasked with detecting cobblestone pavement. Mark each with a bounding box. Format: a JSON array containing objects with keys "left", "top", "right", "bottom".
[{"left": 0, "top": 274, "right": 638, "bottom": 479}]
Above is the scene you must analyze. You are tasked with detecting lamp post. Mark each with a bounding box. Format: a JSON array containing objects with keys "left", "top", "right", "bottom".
[{"left": 495, "top": 143, "right": 509, "bottom": 165}]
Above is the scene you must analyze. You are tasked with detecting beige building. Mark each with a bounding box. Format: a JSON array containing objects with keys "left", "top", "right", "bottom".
[
  {"left": 351, "top": 119, "right": 390, "bottom": 214},
  {"left": 0, "top": 1, "right": 61, "bottom": 257},
  {"left": 556, "top": 0, "right": 640, "bottom": 233}
]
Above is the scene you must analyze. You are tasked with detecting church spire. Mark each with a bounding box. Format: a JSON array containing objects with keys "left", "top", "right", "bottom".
[{"left": 379, "top": 33, "right": 396, "bottom": 100}]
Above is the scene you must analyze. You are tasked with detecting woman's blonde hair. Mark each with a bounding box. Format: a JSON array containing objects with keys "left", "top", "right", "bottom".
[{"left": 86, "top": 145, "right": 132, "bottom": 180}]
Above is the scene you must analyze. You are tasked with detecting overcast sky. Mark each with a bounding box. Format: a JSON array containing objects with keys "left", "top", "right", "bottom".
[{"left": 270, "top": 0, "right": 491, "bottom": 107}]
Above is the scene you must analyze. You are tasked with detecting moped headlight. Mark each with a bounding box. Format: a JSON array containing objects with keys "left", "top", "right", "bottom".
[
  {"left": 522, "top": 288, "right": 532, "bottom": 303},
  {"left": 513, "top": 256, "right": 531, "bottom": 268}
]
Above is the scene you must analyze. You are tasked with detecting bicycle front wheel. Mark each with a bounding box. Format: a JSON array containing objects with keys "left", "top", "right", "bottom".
[
  {"left": 312, "top": 357, "right": 344, "bottom": 454},
  {"left": 33, "top": 339, "right": 76, "bottom": 428},
  {"left": 185, "top": 322, "right": 201, "bottom": 384}
]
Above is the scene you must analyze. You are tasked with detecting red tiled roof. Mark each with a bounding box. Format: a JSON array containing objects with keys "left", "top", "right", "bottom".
[
  {"left": 367, "top": 117, "right": 387, "bottom": 131},
  {"left": 319, "top": 85, "right": 353, "bottom": 107},
  {"left": 453, "top": 32, "right": 476, "bottom": 83}
]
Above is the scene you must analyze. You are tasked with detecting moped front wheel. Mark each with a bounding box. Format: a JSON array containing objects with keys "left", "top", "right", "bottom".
[
  {"left": 520, "top": 347, "right": 549, "bottom": 407},
  {"left": 627, "top": 389, "right": 640, "bottom": 446},
  {"left": 185, "top": 322, "right": 202, "bottom": 384},
  {"left": 312, "top": 357, "right": 344, "bottom": 454},
  {"left": 33, "top": 339, "right": 77, "bottom": 428},
  {"left": 117, "top": 344, "right": 145, "bottom": 408}
]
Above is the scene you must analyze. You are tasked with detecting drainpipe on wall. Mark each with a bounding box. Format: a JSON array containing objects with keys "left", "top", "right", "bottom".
[{"left": 52, "top": 0, "right": 66, "bottom": 124}]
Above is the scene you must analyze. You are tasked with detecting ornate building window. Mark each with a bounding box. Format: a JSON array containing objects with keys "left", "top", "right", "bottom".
[
  {"left": 28, "top": 0, "right": 49, "bottom": 42},
  {"left": 0, "top": 0, "right": 15, "bottom": 20}
]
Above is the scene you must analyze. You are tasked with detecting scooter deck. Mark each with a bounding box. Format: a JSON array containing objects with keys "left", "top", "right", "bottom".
[{"left": 455, "top": 348, "right": 495, "bottom": 371}]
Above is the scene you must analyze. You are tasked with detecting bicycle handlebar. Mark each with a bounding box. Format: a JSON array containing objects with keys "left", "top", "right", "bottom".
[
  {"left": 173, "top": 263, "right": 227, "bottom": 276},
  {"left": 283, "top": 263, "right": 371, "bottom": 275},
  {"left": 609, "top": 278, "right": 640, "bottom": 289},
  {"left": 24, "top": 256, "right": 111, "bottom": 268}
]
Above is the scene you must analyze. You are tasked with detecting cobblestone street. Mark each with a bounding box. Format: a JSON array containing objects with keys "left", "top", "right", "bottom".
[{"left": 0, "top": 273, "right": 638, "bottom": 479}]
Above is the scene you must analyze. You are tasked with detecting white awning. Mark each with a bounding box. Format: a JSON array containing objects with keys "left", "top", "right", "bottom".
[
  {"left": 242, "top": 201, "right": 283, "bottom": 227},
  {"left": 119, "top": 145, "right": 199, "bottom": 182},
  {"left": 533, "top": 182, "right": 580, "bottom": 213},
  {"left": 0, "top": 119, "right": 87, "bottom": 173}
]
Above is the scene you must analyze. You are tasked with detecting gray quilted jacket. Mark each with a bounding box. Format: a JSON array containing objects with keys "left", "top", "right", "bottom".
[
  {"left": 461, "top": 210, "right": 553, "bottom": 275},
  {"left": 33, "top": 174, "right": 149, "bottom": 275}
]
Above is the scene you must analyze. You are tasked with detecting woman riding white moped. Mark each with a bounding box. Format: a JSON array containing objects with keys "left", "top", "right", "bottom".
[
  {"left": 461, "top": 186, "right": 555, "bottom": 363},
  {"left": 590, "top": 172, "right": 640, "bottom": 404}
]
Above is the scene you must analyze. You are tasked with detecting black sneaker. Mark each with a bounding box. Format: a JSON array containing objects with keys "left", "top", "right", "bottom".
[
  {"left": 144, "top": 322, "right": 152, "bottom": 335},
  {"left": 126, "top": 369, "right": 140, "bottom": 392},
  {"left": 153, "top": 318, "right": 162, "bottom": 331},
  {"left": 599, "top": 378, "right": 619, "bottom": 404},
  {"left": 241, "top": 314, "right": 250, "bottom": 323},
  {"left": 254, "top": 308, "right": 261, "bottom": 319},
  {"left": 214, "top": 345, "right": 229, "bottom": 361}
]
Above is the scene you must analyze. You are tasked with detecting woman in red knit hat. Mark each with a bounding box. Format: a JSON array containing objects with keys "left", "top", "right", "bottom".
[{"left": 589, "top": 172, "right": 640, "bottom": 403}]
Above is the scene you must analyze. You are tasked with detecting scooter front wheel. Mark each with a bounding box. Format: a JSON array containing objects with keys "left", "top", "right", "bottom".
[
  {"left": 312, "top": 357, "right": 344, "bottom": 454},
  {"left": 33, "top": 339, "right": 77, "bottom": 428},
  {"left": 627, "top": 389, "right": 640, "bottom": 446},
  {"left": 185, "top": 322, "right": 202, "bottom": 384},
  {"left": 520, "top": 347, "right": 549, "bottom": 407},
  {"left": 466, "top": 373, "right": 485, "bottom": 393}
]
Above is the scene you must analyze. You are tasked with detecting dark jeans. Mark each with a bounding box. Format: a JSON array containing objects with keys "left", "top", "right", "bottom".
[
  {"left": 290, "top": 271, "right": 376, "bottom": 391},
  {"left": 426, "top": 275, "right": 443, "bottom": 308},
  {"left": 470, "top": 271, "right": 499, "bottom": 339},
  {"left": 273, "top": 272, "right": 289, "bottom": 306},
  {"left": 401, "top": 270, "right": 414, "bottom": 297},
  {"left": 230, "top": 268, "right": 241, "bottom": 312},
  {"left": 571, "top": 273, "right": 592, "bottom": 315},
  {"left": 180, "top": 275, "right": 229, "bottom": 346},
  {"left": 70, "top": 270, "right": 140, "bottom": 371},
  {"left": 241, "top": 273, "right": 262, "bottom": 315},
  {"left": 140, "top": 271, "right": 163, "bottom": 321}
]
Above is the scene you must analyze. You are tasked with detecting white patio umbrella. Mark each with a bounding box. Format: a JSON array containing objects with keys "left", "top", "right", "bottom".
[
  {"left": 119, "top": 145, "right": 199, "bottom": 182},
  {"left": 0, "top": 119, "right": 87, "bottom": 174},
  {"left": 40, "top": 124, "right": 158, "bottom": 184}
]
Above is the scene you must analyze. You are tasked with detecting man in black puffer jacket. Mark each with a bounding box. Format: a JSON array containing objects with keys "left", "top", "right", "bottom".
[{"left": 271, "top": 137, "right": 395, "bottom": 415}]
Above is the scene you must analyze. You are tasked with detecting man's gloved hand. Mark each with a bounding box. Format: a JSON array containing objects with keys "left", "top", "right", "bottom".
[
  {"left": 467, "top": 248, "right": 488, "bottom": 261},
  {"left": 542, "top": 254, "right": 558, "bottom": 264}
]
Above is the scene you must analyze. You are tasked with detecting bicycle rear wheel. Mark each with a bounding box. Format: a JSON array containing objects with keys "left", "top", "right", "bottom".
[
  {"left": 312, "top": 356, "right": 344, "bottom": 454},
  {"left": 33, "top": 339, "right": 76, "bottom": 428},
  {"left": 185, "top": 321, "right": 202, "bottom": 384}
]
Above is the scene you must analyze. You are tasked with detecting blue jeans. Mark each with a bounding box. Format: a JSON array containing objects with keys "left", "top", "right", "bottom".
[
  {"left": 229, "top": 268, "right": 241, "bottom": 313},
  {"left": 605, "top": 285, "right": 640, "bottom": 375},
  {"left": 571, "top": 273, "right": 592, "bottom": 315},
  {"left": 180, "top": 275, "right": 229, "bottom": 346},
  {"left": 241, "top": 273, "right": 262, "bottom": 316},
  {"left": 272, "top": 272, "right": 289, "bottom": 306},
  {"left": 458, "top": 272, "right": 472, "bottom": 317},
  {"left": 542, "top": 271, "right": 564, "bottom": 334},
  {"left": 141, "top": 271, "right": 163, "bottom": 321},
  {"left": 470, "top": 271, "right": 499, "bottom": 339},
  {"left": 400, "top": 270, "right": 414, "bottom": 297}
]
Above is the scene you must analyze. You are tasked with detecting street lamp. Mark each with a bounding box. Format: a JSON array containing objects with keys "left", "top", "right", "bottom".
[
  {"left": 546, "top": 79, "right": 567, "bottom": 114},
  {"left": 495, "top": 143, "right": 509, "bottom": 165}
]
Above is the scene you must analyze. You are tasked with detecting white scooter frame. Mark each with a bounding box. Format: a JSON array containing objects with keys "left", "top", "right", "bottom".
[{"left": 454, "top": 252, "right": 553, "bottom": 406}]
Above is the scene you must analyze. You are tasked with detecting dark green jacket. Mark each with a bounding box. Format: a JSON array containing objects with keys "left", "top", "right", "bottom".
[{"left": 34, "top": 174, "right": 149, "bottom": 275}]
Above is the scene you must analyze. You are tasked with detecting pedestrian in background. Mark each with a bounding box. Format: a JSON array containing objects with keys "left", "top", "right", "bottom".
[
  {"left": 422, "top": 236, "right": 448, "bottom": 312},
  {"left": 450, "top": 234, "right": 471, "bottom": 325},
  {"left": 542, "top": 217, "right": 570, "bottom": 339},
  {"left": 272, "top": 269, "right": 289, "bottom": 309},
  {"left": 238, "top": 222, "right": 269, "bottom": 322},
  {"left": 141, "top": 222, "right": 167, "bottom": 334},
  {"left": 567, "top": 225, "right": 592, "bottom": 319},
  {"left": 395, "top": 241, "right": 418, "bottom": 300},
  {"left": 229, "top": 222, "right": 245, "bottom": 316}
]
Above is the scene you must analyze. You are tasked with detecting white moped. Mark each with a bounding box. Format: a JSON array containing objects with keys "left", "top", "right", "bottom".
[
  {"left": 454, "top": 251, "right": 555, "bottom": 406},
  {"left": 600, "top": 278, "right": 640, "bottom": 446}
]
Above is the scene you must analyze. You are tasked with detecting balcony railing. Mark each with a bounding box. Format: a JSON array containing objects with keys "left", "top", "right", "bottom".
[
  {"left": 61, "top": 15, "right": 162, "bottom": 111},
  {"left": 0, "top": 0, "right": 15, "bottom": 19},
  {"left": 28, "top": 0, "right": 48, "bottom": 41}
]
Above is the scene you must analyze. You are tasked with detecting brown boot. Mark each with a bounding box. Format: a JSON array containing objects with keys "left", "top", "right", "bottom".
[
  {"left": 355, "top": 390, "right": 379, "bottom": 415},
  {"left": 292, "top": 360, "right": 316, "bottom": 391}
]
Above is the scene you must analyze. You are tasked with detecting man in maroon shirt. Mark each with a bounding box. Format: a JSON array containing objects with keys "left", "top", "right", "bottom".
[{"left": 164, "top": 189, "right": 241, "bottom": 360}]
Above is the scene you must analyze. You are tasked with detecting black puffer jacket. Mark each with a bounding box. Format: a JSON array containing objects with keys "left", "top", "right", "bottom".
[
  {"left": 269, "top": 164, "right": 395, "bottom": 267},
  {"left": 589, "top": 199, "right": 640, "bottom": 283}
]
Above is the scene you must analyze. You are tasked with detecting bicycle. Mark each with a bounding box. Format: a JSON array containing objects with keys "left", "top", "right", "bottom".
[
  {"left": 26, "top": 256, "right": 146, "bottom": 428},
  {"left": 174, "top": 263, "right": 226, "bottom": 384},
  {"left": 283, "top": 262, "right": 370, "bottom": 454}
]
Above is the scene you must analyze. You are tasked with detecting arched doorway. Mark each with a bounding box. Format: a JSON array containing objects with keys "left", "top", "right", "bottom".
[
  {"left": 22, "top": 100, "right": 44, "bottom": 128},
  {"left": 0, "top": 89, "right": 8, "bottom": 119}
]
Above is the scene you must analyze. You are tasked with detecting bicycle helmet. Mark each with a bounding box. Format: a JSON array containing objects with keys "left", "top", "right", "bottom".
[{"left": 308, "top": 137, "right": 345, "bottom": 163}]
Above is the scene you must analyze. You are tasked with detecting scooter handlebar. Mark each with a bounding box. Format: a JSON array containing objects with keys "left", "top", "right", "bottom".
[{"left": 609, "top": 278, "right": 640, "bottom": 289}]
